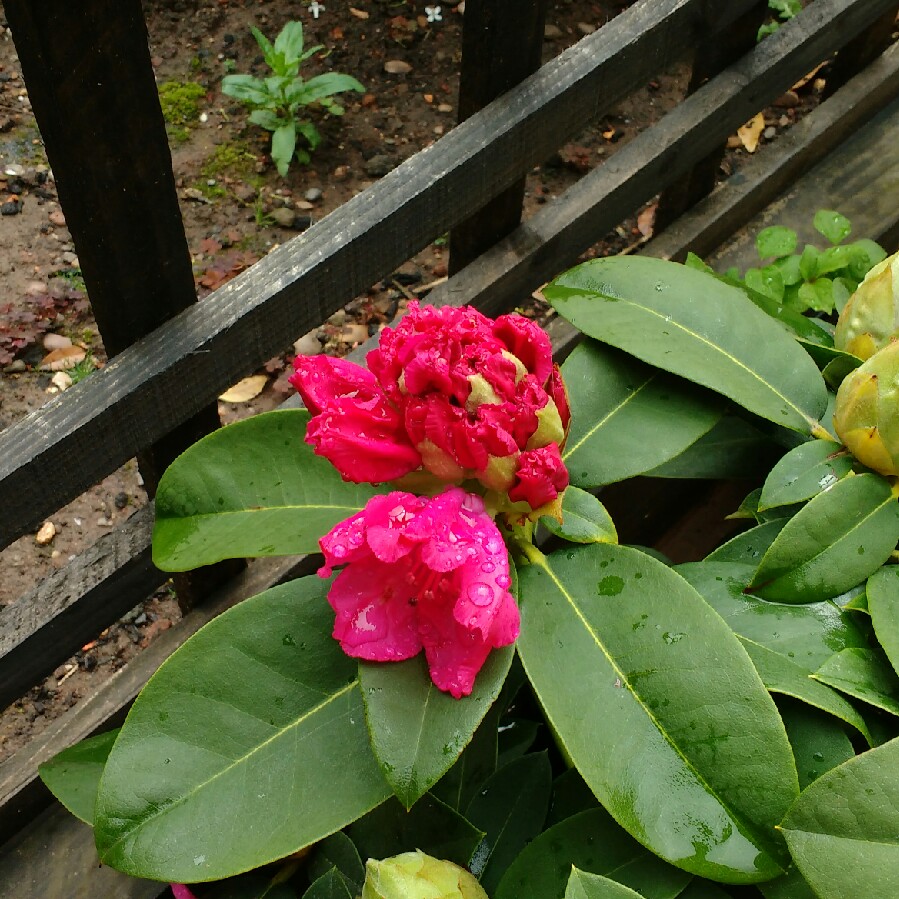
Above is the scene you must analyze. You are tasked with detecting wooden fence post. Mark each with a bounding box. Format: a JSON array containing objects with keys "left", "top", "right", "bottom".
[
  {"left": 824, "top": 4, "right": 899, "bottom": 97},
  {"left": 448, "top": 0, "right": 550, "bottom": 275},
  {"left": 4, "top": 0, "right": 242, "bottom": 608},
  {"left": 653, "top": 1, "right": 769, "bottom": 233}
]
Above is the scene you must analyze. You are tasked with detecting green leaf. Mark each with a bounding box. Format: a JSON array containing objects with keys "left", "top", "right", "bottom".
[
  {"left": 758, "top": 866, "right": 819, "bottom": 899},
  {"left": 745, "top": 267, "right": 785, "bottom": 303},
  {"left": 865, "top": 565, "right": 899, "bottom": 677},
  {"left": 93, "top": 578, "right": 392, "bottom": 882},
  {"left": 799, "top": 245, "right": 819, "bottom": 282},
  {"left": 208, "top": 870, "right": 298, "bottom": 899},
  {"left": 545, "top": 256, "right": 827, "bottom": 433},
  {"left": 646, "top": 415, "right": 779, "bottom": 480},
  {"left": 250, "top": 26, "right": 276, "bottom": 64},
  {"left": 302, "top": 869, "right": 353, "bottom": 899},
  {"left": 466, "top": 753, "right": 552, "bottom": 893},
  {"left": 296, "top": 120, "right": 322, "bottom": 151},
  {"left": 272, "top": 123, "right": 298, "bottom": 177},
  {"left": 706, "top": 519, "right": 787, "bottom": 564},
  {"left": 221, "top": 73, "right": 271, "bottom": 105},
  {"left": 347, "top": 793, "right": 484, "bottom": 868},
  {"left": 813, "top": 648, "right": 899, "bottom": 716},
  {"left": 780, "top": 737, "right": 899, "bottom": 898},
  {"left": 248, "top": 108, "right": 283, "bottom": 132},
  {"left": 152, "top": 410, "right": 382, "bottom": 571},
  {"left": 494, "top": 808, "right": 690, "bottom": 899},
  {"left": 541, "top": 487, "right": 617, "bottom": 544},
  {"left": 676, "top": 881, "right": 737, "bottom": 899},
  {"left": 757, "top": 226, "right": 798, "bottom": 259},
  {"left": 758, "top": 440, "right": 854, "bottom": 511},
  {"left": 565, "top": 869, "right": 644, "bottom": 899},
  {"left": 547, "top": 768, "right": 598, "bottom": 826},
  {"left": 676, "top": 561, "right": 871, "bottom": 741},
  {"left": 497, "top": 718, "right": 540, "bottom": 766},
  {"left": 815, "top": 246, "right": 854, "bottom": 275},
  {"left": 560, "top": 340, "right": 722, "bottom": 488},
  {"left": 307, "top": 832, "right": 365, "bottom": 890},
  {"left": 779, "top": 700, "right": 855, "bottom": 790},
  {"left": 273, "top": 21, "right": 305, "bottom": 63},
  {"left": 813, "top": 209, "right": 852, "bottom": 245},
  {"left": 821, "top": 352, "right": 862, "bottom": 390},
  {"left": 798, "top": 279, "right": 834, "bottom": 314},
  {"left": 847, "top": 238, "right": 887, "bottom": 280},
  {"left": 518, "top": 544, "right": 797, "bottom": 883},
  {"left": 290, "top": 73, "right": 365, "bottom": 105},
  {"left": 359, "top": 644, "right": 514, "bottom": 808},
  {"left": 38, "top": 729, "right": 118, "bottom": 825},
  {"left": 748, "top": 473, "right": 899, "bottom": 602}
]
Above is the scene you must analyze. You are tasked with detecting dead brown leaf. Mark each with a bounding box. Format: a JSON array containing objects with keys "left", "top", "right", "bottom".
[
  {"left": 737, "top": 113, "right": 765, "bottom": 153},
  {"left": 349, "top": 6, "right": 369, "bottom": 18},
  {"left": 39, "top": 345, "right": 86, "bottom": 371},
  {"left": 636, "top": 203, "right": 656, "bottom": 239},
  {"left": 219, "top": 374, "right": 268, "bottom": 403}
]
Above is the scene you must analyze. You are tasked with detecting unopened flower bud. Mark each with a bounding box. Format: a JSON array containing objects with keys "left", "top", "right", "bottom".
[
  {"left": 835, "top": 252, "right": 899, "bottom": 360},
  {"left": 361, "top": 851, "right": 488, "bottom": 899},
  {"left": 834, "top": 340, "right": 899, "bottom": 475}
]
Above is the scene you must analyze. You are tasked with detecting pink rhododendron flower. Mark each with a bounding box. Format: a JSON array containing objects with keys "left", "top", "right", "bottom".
[
  {"left": 291, "top": 303, "right": 570, "bottom": 516},
  {"left": 318, "top": 487, "right": 519, "bottom": 698}
]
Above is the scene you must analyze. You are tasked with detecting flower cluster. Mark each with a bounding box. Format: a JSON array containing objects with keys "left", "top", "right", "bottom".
[
  {"left": 291, "top": 302, "right": 569, "bottom": 518},
  {"left": 291, "top": 304, "right": 568, "bottom": 697}
]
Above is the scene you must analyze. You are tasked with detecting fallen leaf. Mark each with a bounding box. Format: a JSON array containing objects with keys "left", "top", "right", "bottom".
[
  {"left": 384, "top": 60, "right": 412, "bottom": 75},
  {"left": 792, "top": 62, "right": 826, "bottom": 91},
  {"left": 39, "top": 345, "right": 86, "bottom": 370},
  {"left": 35, "top": 521, "right": 56, "bottom": 545},
  {"left": 330, "top": 26, "right": 344, "bottom": 39},
  {"left": 637, "top": 203, "right": 656, "bottom": 239},
  {"left": 219, "top": 373, "right": 268, "bottom": 403},
  {"left": 198, "top": 236, "right": 222, "bottom": 255},
  {"left": 349, "top": 6, "right": 369, "bottom": 18},
  {"left": 737, "top": 113, "right": 765, "bottom": 153}
]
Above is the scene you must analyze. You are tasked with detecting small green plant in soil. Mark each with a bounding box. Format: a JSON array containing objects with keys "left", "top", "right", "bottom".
[
  {"left": 201, "top": 142, "right": 258, "bottom": 180},
  {"left": 158, "top": 80, "right": 206, "bottom": 143},
  {"left": 222, "top": 21, "right": 364, "bottom": 177},
  {"left": 758, "top": 0, "right": 802, "bottom": 40},
  {"left": 67, "top": 352, "right": 96, "bottom": 385},
  {"left": 691, "top": 210, "right": 887, "bottom": 316}
]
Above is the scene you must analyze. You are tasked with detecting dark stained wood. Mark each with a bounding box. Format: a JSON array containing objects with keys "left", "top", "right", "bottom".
[
  {"left": 0, "top": 0, "right": 769, "bottom": 553},
  {"left": 448, "top": 0, "right": 550, "bottom": 274},
  {"left": 653, "top": 1, "right": 769, "bottom": 232},
  {"left": 824, "top": 4, "right": 899, "bottom": 98},
  {"left": 425, "top": 0, "right": 899, "bottom": 319}
]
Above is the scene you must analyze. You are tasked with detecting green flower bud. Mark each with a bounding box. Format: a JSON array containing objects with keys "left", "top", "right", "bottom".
[
  {"left": 834, "top": 340, "right": 899, "bottom": 475},
  {"left": 361, "top": 851, "right": 488, "bottom": 899},
  {"left": 835, "top": 252, "right": 899, "bottom": 360}
]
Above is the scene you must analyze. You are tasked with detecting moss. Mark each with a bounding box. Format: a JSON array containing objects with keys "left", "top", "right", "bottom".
[
  {"left": 192, "top": 179, "right": 228, "bottom": 200},
  {"left": 201, "top": 142, "right": 257, "bottom": 179},
  {"left": 158, "top": 80, "right": 206, "bottom": 127}
]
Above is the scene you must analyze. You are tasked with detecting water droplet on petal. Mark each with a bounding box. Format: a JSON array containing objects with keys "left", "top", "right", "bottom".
[{"left": 467, "top": 582, "right": 495, "bottom": 607}]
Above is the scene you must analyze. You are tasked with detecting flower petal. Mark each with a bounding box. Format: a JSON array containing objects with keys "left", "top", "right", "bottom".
[
  {"left": 508, "top": 444, "right": 569, "bottom": 509},
  {"left": 493, "top": 313, "right": 553, "bottom": 384},
  {"left": 289, "top": 355, "right": 381, "bottom": 416},
  {"left": 362, "top": 492, "right": 428, "bottom": 563}
]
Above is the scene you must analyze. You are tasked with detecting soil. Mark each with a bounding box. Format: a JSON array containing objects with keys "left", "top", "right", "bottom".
[{"left": 0, "top": 0, "right": 809, "bottom": 762}]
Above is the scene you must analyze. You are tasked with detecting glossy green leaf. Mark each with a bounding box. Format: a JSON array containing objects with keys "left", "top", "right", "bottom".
[
  {"left": 302, "top": 869, "right": 353, "bottom": 899},
  {"left": 865, "top": 565, "right": 899, "bottom": 677},
  {"left": 360, "top": 644, "right": 513, "bottom": 808},
  {"left": 645, "top": 415, "right": 780, "bottom": 480},
  {"left": 347, "top": 794, "right": 483, "bottom": 868},
  {"left": 94, "top": 578, "right": 392, "bottom": 882},
  {"left": 208, "top": 870, "right": 298, "bottom": 899},
  {"left": 779, "top": 701, "right": 855, "bottom": 790},
  {"left": 780, "top": 737, "right": 899, "bottom": 898},
  {"left": 821, "top": 352, "right": 862, "bottom": 390},
  {"left": 706, "top": 520, "right": 787, "bottom": 564},
  {"left": 749, "top": 474, "right": 899, "bottom": 602},
  {"left": 153, "top": 410, "right": 382, "bottom": 570},
  {"left": 518, "top": 544, "right": 797, "bottom": 883},
  {"left": 676, "top": 882, "right": 736, "bottom": 899},
  {"left": 496, "top": 718, "right": 540, "bottom": 766},
  {"left": 813, "top": 648, "right": 899, "bottom": 716},
  {"left": 466, "top": 753, "right": 552, "bottom": 893},
  {"left": 757, "top": 226, "right": 798, "bottom": 259},
  {"left": 307, "top": 832, "right": 365, "bottom": 891},
  {"left": 547, "top": 768, "right": 598, "bottom": 826},
  {"left": 758, "top": 866, "right": 819, "bottom": 899},
  {"left": 813, "top": 209, "right": 852, "bottom": 245},
  {"left": 565, "top": 869, "right": 643, "bottom": 899},
  {"left": 38, "top": 729, "right": 118, "bottom": 826},
  {"left": 676, "top": 561, "right": 870, "bottom": 741},
  {"left": 545, "top": 256, "right": 828, "bottom": 433},
  {"left": 494, "top": 808, "right": 690, "bottom": 899},
  {"left": 560, "top": 340, "right": 721, "bottom": 488},
  {"left": 758, "top": 441, "right": 853, "bottom": 511},
  {"left": 541, "top": 487, "right": 617, "bottom": 544}
]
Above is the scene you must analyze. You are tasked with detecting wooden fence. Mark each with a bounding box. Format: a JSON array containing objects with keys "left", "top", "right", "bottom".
[{"left": 2, "top": 0, "right": 899, "bottom": 894}]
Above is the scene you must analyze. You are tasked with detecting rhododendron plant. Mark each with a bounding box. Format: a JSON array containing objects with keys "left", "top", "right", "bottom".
[
  {"left": 290, "top": 302, "right": 570, "bottom": 519},
  {"left": 318, "top": 487, "right": 519, "bottom": 698},
  {"left": 44, "top": 252, "right": 899, "bottom": 899}
]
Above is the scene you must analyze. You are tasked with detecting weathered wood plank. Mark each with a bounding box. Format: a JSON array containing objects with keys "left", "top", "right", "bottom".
[
  {"left": 823, "top": 3, "right": 899, "bottom": 97},
  {"left": 448, "top": 0, "right": 550, "bottom": 274},
  {"left": 425, "top": 0, "right": 899, "bottom": 319},
  {"left": 0, "top": 0, "right": 767, "bottom": 553},
  {"left": 0, "top": 506, "right": 164, "bottom": 712}
]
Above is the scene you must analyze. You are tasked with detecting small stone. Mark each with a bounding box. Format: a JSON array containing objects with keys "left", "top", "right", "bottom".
[
  {"left": 48, "top": 209, "right": 66, "bottom": 227},
  {"left": 114, "top": 492, "right": 129, "bottom": 510},
  {"left": 269, "top": 207, "right": 296, "bottom": 228},
  {"left": 774, "top": 90, "right": 800, "bottom": 108},
  {"left": 134, "top": 612, "right": 148, "bottom": 626},
  {"left": 35, "top": 521, "right": 56, "bottom": 545},
  {"left": 576, "top": 22, "right": 596, "bottom": 35},
  {"left": 328, "top": 309, "right": 347, "bottom": 326},
  {"left": 51, "top": 371, "right": 73, "bottom": 391},
  {"left": 339, "top": 322, "right": 369, "bottom": 345},
  {"left": 293, "top": 331, "right": 322, "bottom": 356},
  {"left": 4, "top": 164, "right": 24, "bottom": 177},
  {"left": 432, "top": 262, "right": 448, "bottom": 278},
  {"left": 763, "top": 126, "right": 777, "bottom": 140},
  {"left": 332, "top": 165, "right": 350, "bottom": 182},
  {"left": 96, "top": 516, "right": 113, "bottom": 527},
  {"left": 364, "top": 154, "right": 397, "bottom": 178},
  {"left": 544, "top": 23, "right": 563, "bottom": 39},
  {"left": 43, "top": 333, "right": 73, "bottom": 350},
  {"left": 296, "top": 200, "right": 315, "bottom": 210},
  {"left": 1, "top": 199, "right": 22, "bottom": 215},
  {"left": 433, "top": 125, "right": 444, "bottom": 135},
  {"left": 234, "top": 183, "right": 257, "bottom": 203},
  {"left": 779, "top": 115, "right": 790, "bottom": 128},
  {"left": 437, "top": 103, "right": 453, "bottom": 114},
  {"left": 304, "top": 187, "right": 323, "bottom": 202},
  {"left": 4, "top": 359, "right": 26, "bottom": 373},
  {"left": 61, "top": 251, "right": 78, "bottom": 266},
  {"left": 384, "top": 60, "right": 412, "bottom": 75}
]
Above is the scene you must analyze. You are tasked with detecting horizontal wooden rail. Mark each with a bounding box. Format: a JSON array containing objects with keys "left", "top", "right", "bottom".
[
  {"left": 3, "top": 0, "right": 898, "bottom": 758},
  {"left": 0, "top": 0, "right": 767, "bottom": 553}
]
